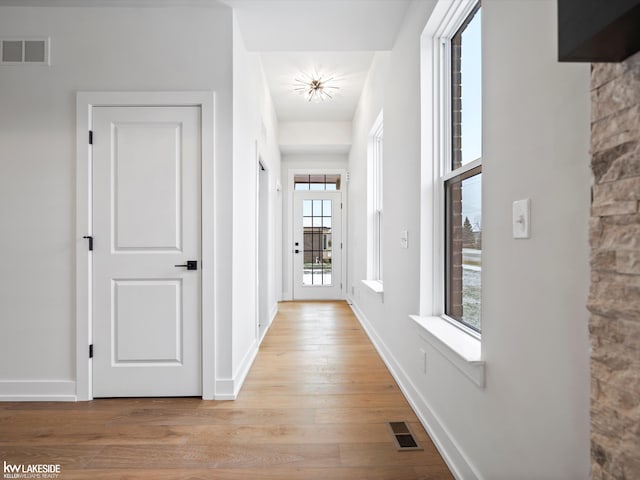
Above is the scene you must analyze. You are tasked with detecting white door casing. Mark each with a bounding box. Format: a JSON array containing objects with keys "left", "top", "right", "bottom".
[
  {"left": 75, "top": 91, "right": 216, "bottom": 400},
  {"left": 257, "top": 157, "right": 270, "bottom": 339},
  {"left": 292, "top": 190, "right": 343, "bottom": 300},
  {"left": 92, "top": 106, "right": 201, "bottom": 397}
]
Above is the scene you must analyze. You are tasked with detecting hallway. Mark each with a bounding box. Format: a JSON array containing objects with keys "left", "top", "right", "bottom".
[{"left": 0, "top": 301, "right": 453, "bottom": 479}]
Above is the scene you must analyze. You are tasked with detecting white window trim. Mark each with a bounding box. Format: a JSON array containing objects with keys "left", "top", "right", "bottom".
[
  {"left": 365, "top": 111, "right": 384, "bottom": 295},
  {"left": 414, "top": 0, "right": 485, "bottom": 387}
]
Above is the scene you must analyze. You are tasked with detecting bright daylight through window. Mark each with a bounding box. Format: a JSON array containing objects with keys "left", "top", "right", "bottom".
[
  {"left": 368, "top": 113, "right": 383, "bottom": 283},
  {"left": 445, "top": 3, "right": 482, "bottom": 332}
]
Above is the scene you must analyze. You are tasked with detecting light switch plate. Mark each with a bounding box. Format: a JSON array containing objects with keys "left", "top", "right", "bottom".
[
  {"left": 512, "top": 199, "right": 531, "bottom": 239},
  {"left": 400, "top": 230, "right": 408, "bottom": 249}
]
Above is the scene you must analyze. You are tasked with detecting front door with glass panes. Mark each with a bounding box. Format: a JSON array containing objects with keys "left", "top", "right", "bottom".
[{"left": 293, "top": 190, "right": 342, "bottom": 300}]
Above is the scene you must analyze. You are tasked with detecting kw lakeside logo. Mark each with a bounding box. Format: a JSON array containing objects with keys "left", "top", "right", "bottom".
[{"left": 3, "top": 461, "right": 61, "bottom": 479}]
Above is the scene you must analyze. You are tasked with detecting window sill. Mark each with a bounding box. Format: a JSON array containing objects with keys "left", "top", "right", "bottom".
[
  {"left": 361, "top": 280, "right": 384, "bottom": 302},
  {"left": 409, "top": 315, "right": 485, "bottom": 388},
  {"left": 361, "top": 280, "right": 384, "bottom": 294}
]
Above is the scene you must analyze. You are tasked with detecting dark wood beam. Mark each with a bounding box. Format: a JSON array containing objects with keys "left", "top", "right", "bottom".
[{"left": 558, "top": 0, "right": 640, "bottom": 62}]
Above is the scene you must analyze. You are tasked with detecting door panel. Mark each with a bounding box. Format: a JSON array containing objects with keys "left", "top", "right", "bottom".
[
  {"left": 113, "top": 123, "right": 182, "bottom": 251},
  {"left": 293, "top": 191, "right": 342, "bottom": 300},
  {"left": 92, "top": 106, "right": 201, "bottom": 398},
  {"left": 113, "top": 279, "right": 182, "bottom": 363}
]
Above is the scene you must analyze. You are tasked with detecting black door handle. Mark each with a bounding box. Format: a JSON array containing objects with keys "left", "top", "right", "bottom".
[
  {"left": 294, "top": 250, "right": 300, "bottom": 254},
  {"left": 174, "top": 260, "right": 198, "bottom": 270}
]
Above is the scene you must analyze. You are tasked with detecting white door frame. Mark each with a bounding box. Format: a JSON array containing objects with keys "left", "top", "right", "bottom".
[
  {"left": 292, "top": 190, "right": 343, "bottom": 300},
  {"left": 285, "top": 168, "right": 347, "bottom": 301},
  {"left": 75, "top": 91, "right": 215, "bottom": 401}
]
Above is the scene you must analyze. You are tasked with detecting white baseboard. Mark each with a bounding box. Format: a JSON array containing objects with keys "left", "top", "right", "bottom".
[
  {"left": 1, "top": 305, "right": 278, "bottom": 404},
  {"left": 234, "top": 338, "right": 259, "bottom": 395},
  {"left": 215, "top": 304, "right": 279, "bottom": 401},
  {"left": 260, "top": 303, "right": 278, "bottom": 342},
  {"left": 0, "top": 380, "right": 77, "bottom": 402},
  {"left": 214, "top": 344, "right": 258, "bottom": 400},
  {"left": 214, "top": 379, "right": 236, "bottom": 400},
  {"left": 348, "top": 300, "right": 481, "bottom": 480}
]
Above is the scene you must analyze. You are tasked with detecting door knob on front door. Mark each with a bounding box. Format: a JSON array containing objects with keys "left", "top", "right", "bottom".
[{"left": 174, "top": 260, "right": 198, "bottom": 270}]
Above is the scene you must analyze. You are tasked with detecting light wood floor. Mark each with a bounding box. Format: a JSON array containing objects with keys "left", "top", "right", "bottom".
[{"left": 0, "top": 301, "right": 454, "bottom": 479}]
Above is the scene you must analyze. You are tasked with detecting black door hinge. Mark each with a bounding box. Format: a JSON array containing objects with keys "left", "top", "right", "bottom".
[
  {"left": 83, "top": 235, "right": 93, "bottom": 251},
  {"left": 89, "top": 344, "right": 93, "bottom": 358},
  {"left": 89, "top": 130, "right": 93, "bottom": 145}
]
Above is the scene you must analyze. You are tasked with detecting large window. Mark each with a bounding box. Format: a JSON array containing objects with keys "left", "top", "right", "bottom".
[
  {"left": 368, "top": 112, "right": 384, "bottom": 283},
  {"left": 444, "top": 3, "right": 482, "bottom": 332},
  {"left": 413, "top": 0, "right": 485, "bottom": 386}
]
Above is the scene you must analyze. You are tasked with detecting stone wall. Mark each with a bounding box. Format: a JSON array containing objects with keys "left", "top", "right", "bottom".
[{"left": 589, "top": 50, "right": 640, "bottom": 479}]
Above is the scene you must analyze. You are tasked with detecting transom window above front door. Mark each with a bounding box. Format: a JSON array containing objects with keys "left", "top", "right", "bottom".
[{"left": 294, "top": 173, "right": 341, "bottom": 191}]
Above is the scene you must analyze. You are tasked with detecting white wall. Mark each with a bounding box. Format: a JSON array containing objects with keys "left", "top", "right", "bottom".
[
  {"left": 348, "top": 1, "right": 591, "bottom": 478},
  {"left": 347, "top": 50, "right": 389, "bottom": 301},
  {"left": 279, "top": 121, "right": 352, "bottom": 154},
  {"left": 230, "top": 13, "right": 281, "bottom": 398},
  {"left": 282, "top": 153, "right": 348, "bottom": 171},
  {"left": 477, "top": 2, "right": 591, "bottom": 476},
  {"left": 0, "top": 5, "right": 234, "bottom": 399}
]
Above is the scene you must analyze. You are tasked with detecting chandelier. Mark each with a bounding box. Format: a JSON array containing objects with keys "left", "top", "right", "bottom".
[{"left": 293, "top": 72, "right": 340, "bottom": 102}]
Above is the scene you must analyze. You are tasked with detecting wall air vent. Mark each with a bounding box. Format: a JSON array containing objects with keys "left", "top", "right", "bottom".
[{"left": 1, "top": 38, "right": 50, "bottom": 65}]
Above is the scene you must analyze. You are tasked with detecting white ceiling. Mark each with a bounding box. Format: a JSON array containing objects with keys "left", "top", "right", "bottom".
[
  {"left": 0, "top": 0, "right": 411, "bottom": 123},
  {"left": 224, "top": 0, "right": 411, "bottom": 52},
  {"left": 260, "top": 51, "right": 375, "bottom": 122},
  {"left": 227, "top": 0, "right": 412, "bottom": 123}
]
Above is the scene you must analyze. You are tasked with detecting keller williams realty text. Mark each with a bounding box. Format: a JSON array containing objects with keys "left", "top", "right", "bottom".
[{"left": 3, "top": 462, "right": 61, "bottom": 476}]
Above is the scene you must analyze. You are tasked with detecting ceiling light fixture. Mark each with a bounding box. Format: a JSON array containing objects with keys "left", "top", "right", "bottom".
[{"left": 293, "top": 71, "right": 340, "bottom": 102}]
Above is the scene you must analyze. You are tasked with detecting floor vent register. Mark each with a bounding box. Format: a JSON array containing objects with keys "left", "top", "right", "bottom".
[{"left": 387, "top": 421, "right": 423, "bottom": 451}]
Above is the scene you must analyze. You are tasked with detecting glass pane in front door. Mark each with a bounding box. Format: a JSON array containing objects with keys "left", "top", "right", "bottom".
[
  {"left": 302, "top": 199, "right": 333, "bottom": 286},
  {"left": 293, "top": 189, "right": 342, "bottom": 300}
]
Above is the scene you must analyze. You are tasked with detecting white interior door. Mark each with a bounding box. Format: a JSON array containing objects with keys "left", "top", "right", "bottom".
[
  {"left": 293, "top": 191, "right": 342, "bottom": 300},
  {"left": 92, "top": 106, "right": 202, "bottom": 397}
]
